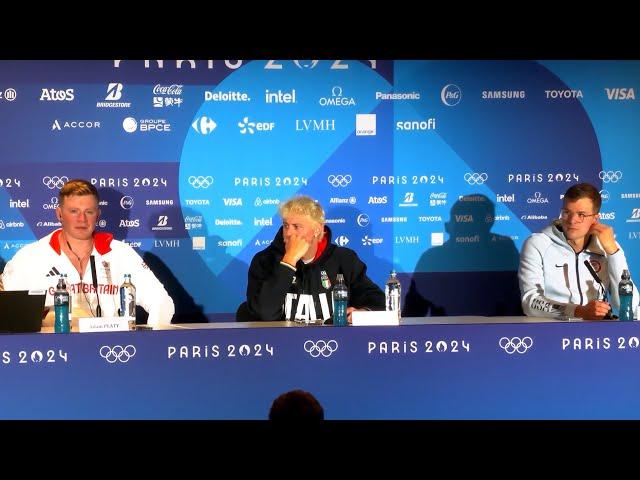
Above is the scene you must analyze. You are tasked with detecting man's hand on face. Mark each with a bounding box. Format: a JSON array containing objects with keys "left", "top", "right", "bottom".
[
  {"left": 282, "top": 234, "right": 310, "bottom": 266},
  {"left": 588, "top": 222, "right": 618, "bottom": 255}
]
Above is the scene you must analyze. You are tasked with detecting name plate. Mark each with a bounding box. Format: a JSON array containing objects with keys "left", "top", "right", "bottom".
[
  {"left": 78, "top": 316, "right": 135, "bottom": 332},
  {"left": 351, "top": 310, "right": 400, "bottom": 326}
]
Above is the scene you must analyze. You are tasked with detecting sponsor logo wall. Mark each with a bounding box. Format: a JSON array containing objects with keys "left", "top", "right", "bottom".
[{"left": 0, "top": 60, "right": 638, "bottom": 319}]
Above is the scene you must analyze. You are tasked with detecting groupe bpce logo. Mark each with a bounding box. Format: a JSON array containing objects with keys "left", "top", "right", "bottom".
[
  {"left": 188, "top": 175, "right": 214, "bottom": 189},
  {"left": 43, "top": 176, "right": 69, "bottom": 189},
  {"left": 304, "top": 339, "right": 338, "bottom": 358},
  {"left": 599, "top": 170, "right": 623, "bottom": 183},
  {"left": 328, "top": 174, "right": 352, "bottom": 187},
  {"left": 499, "top": 336, "right": 533, "bottom": 354},
  {"left": 464, "top": 172, "right": 488, "bottom": 185},
  {"left": 99, "top": 345, "right": 137, "bottom": 363}
]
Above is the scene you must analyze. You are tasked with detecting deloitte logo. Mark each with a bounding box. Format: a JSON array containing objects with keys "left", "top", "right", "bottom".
[{"left": 441, "top": 84, "right": 462, "bottom": 106}]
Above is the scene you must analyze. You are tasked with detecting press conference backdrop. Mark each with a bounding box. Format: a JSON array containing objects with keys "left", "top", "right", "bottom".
[{"left": 0, "top": 60, "right": 638, "bottom": 321}]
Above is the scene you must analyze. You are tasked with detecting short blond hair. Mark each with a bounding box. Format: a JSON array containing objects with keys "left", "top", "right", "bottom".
[
  {"left": 279, "top": 195, "right": 325, "bottom": 225},
  {"left": 59, "top": 179, "right": 99, "bottom": 206}
]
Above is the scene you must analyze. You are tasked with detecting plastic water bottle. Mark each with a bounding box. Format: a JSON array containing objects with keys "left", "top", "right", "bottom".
[
  {"left": 54, "top": 275, "right": 70, "bottom": 333},
  {"left": 385, "top": 270, "right": 402, "bottom": 320},
  {"left": 62, "top": 273, "right": 72, "bottom": 314},
  {"left": 332, "top": 273, "right": 348, "bottom": 326},
  {"left": 619, "top": 269, "right": 634, "bottom": 321},
  {"left": 119, "top": 274, "right": 137, "bottom": 329}
]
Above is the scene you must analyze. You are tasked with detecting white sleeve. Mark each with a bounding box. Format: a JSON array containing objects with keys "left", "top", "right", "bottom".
[{"left": 518, "top": 236, "right": 575, "bottom": 318}]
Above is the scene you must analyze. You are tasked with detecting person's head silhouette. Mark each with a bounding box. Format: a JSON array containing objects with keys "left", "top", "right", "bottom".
[{"left": 268, "top": 389, "right": 324, "bottom": 421}]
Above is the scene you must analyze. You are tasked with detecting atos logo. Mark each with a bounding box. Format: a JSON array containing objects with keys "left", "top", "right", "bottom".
[
  {"left": 40, "top": 88, "right": 74, "bottom": 101},
  {"left": 599, "top": 212, "right": 615, "bottom": 220},
  {"left": 605, "top": 88, "right": 635, "bottom": 100},
  {"left": 191, "top": 116, "right": 217, "bottom": 135},
  {"left": 119, "top": 219, "right": 140, "bottom": 228},
  {"left": 368, "top": 196, "right": 387, "bottom": 204},
  {"left": 441, "top": 84, "right": 462, "bottom": 106}
]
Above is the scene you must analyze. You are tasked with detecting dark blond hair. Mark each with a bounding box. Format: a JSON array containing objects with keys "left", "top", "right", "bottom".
[
  {"left": 58, "top": 179, "right": 99, "bottom": 206},
  {"left": 279, "top": 195, "right": 325, "bottom": 225}
]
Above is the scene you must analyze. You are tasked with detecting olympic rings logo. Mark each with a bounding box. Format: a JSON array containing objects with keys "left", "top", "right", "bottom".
[
  {"left": 99, "top": 345, "right": 137, "bottom": 363},
  {"left": 327, "top": 175, "right": 352, "bottom": 187},
  {"left": 499, "top": 336, "right": 533, "bottom": 354},
  {"left": 464, "top": 172, "right": 488, "bottom": 185},
  {"left": 42, "top": 176, "right": 69, "bottom": 189},
  {"left": 188, "top": 175, "right": 214, "bottom": 189},
  {"left": 304, "top": 339, "right": 338, "bottom": 358},
  {"left": 599, "top": 170, "right": 622, "bottom": 183}
]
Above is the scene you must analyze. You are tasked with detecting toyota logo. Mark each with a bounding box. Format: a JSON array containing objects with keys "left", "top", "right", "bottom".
[
  {"left": 599, "top": 170, "right": 622, "bottom": 183},
  {"left": 304, "top": 340, "right": 338, "bottom": 358},
  {"left": 464, "top": 172, "right": 488, "bottom": 185},
  {"left": 99, "top": 345, "right": 137, "bottom": 363},
  {"left": 43, "top": 176, "right": 69, "bottom": 190},
  {"left": 188, "top": 175, "right": 214, "bottom": 189},
  {"left": 499, "top": 336, "right": 533, "bottom": 354},
  {"left": 328, "top": 174, "right": 352, "bottom": 187}
]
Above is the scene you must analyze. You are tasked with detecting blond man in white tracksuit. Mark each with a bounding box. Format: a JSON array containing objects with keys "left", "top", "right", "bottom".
[
  {"left": 2, "top": 179, "right": 174, "bottom": 327},
  {"left": 519, "top": 183, "right": 638, "bottom": 320}
]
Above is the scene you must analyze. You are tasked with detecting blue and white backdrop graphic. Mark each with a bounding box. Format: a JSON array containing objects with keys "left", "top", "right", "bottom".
[{"left": 0, "top": 60, "right": 638, "bottom": 321}]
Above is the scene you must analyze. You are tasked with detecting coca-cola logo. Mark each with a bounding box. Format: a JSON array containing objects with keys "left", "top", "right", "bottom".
[{"left": 152, "top": 84, "right": 183, "bottom": 95}]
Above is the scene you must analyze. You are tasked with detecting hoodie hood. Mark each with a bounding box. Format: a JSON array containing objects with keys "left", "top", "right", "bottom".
[{"left": 542, "top": 220, "right": 606, "bottom": 255}]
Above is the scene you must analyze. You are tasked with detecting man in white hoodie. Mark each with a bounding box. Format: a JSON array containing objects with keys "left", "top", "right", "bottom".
[{"left": 519, "top": 182, "right": 638, "bottom": 320}]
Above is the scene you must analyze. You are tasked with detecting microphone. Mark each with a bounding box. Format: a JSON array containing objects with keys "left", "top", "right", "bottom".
[
  {"left": 90, "top": 255, "right": 102, "bottom": 317},
  {"left": 583, "top": 260, "right": 613, "bottom": 319}
]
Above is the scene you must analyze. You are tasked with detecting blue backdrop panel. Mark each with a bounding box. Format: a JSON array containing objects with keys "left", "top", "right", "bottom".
[{"left": 1, "top": 60, "right": 638, "bottom": 320}]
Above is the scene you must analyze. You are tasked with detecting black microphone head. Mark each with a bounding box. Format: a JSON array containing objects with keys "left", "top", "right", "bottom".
[
  {"left": 89, "top": 255, "right": 98, "bottom": 288},
  {"left": 583, "top": 260, "right": 603, "bottom": 284}
]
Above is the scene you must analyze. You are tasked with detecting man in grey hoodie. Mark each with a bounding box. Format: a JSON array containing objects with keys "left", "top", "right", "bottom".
[{"left": 519, "top": 183, "right": 638, "bottom": 320}]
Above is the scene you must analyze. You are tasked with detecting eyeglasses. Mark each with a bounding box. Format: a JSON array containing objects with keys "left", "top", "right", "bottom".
[{"left": 559, "top": 209, "right": 598, "bottom": 223}]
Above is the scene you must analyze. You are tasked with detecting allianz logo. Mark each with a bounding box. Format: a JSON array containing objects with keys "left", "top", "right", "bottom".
[{"left": 329, "top": 196, "right": 356, "bottom": 205}]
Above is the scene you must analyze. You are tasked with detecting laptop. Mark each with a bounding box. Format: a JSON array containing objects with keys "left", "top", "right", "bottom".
[{"left": 0, "top": 290, "right": 47, "bottom": 333}]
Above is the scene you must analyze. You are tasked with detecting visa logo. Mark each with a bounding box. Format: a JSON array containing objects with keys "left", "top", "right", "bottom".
[
  {"left": 223, "top": 198, "right": 243, "bottom": 206},
  {"left": 605, "top": 88, "right": 636, "bottom": 100},
  {"left": 455, "top": 215, "right": 473, "bottom": 222}
]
